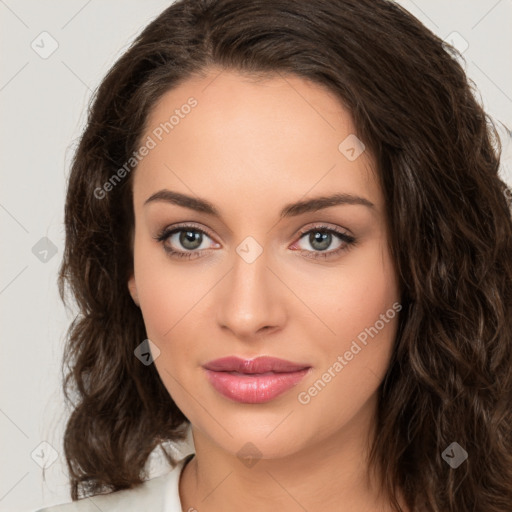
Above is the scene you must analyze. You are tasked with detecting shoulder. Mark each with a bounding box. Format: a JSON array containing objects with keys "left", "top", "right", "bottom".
[
  {"left": 34, "top": 454, "right": 194, "bottom": 512},
  {"left": 34, "top": 473, "right": 170, "bottom": 512}
]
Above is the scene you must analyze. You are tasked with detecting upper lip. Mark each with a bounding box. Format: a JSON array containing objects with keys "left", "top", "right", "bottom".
[{"left": 203, "top": 356, "right": 310, "bottom": 374}]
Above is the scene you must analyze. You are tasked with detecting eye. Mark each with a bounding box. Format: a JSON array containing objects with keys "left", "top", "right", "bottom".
[
  {"left": 291, "top": 225, "right": 357, "bottom": 260},
  {"left": 153, "top": 223, "right": 357, "bottom": 261},
  {"left": 153, "top": 223, "right": 219, "bottom": 260}
]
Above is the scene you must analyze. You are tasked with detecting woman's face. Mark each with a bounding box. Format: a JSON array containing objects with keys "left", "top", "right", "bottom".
[{"left": 128, "top": 68, "right": 401, "bottom": 461}]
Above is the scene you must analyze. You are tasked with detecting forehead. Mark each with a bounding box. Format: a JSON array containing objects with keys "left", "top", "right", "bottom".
[{"left": 132, "top": 68, "right": 382, "bottom": 216}]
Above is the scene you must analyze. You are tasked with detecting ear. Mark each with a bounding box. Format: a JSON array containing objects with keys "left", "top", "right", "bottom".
[{"left": 128, "top": 274, "right": 140, "bottom": 307}]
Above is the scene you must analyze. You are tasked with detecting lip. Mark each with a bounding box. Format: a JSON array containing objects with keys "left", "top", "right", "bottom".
[{"left": 203, "top": 356, "right": 311, "bottom": 404}]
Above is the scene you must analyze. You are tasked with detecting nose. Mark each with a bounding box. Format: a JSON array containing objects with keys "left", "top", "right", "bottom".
[{"left": 215, "top": 244, "right": 287, "bottom": 340}]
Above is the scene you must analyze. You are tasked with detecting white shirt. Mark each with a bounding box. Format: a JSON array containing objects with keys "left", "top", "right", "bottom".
[{"left": 35, "top": 453, "right": 195, "bottom": 512}]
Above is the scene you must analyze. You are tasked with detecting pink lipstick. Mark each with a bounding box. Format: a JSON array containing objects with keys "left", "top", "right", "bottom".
[{"left": 203, "top": 356, "right": 311, "bottom": 404}]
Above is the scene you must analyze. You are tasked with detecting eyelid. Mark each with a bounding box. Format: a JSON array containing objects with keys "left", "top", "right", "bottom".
[
  {"left": 160, "top": 222, "right": 219, "bottom": 243},
  {"left": 157, "top": 221, "right": 352, "bottom": 241},
  {"left": 295, "top": 222, "right": 353, "bottom": 239}
]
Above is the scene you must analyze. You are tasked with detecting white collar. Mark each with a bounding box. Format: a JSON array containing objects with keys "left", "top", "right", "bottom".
[{"left": 163, "top": 453, "right": 195, "bottom": 511}]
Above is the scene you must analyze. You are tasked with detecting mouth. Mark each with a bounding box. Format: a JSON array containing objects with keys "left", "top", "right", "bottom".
[{"left": 203, "top": 356, "right": 311, "bottom": 404}]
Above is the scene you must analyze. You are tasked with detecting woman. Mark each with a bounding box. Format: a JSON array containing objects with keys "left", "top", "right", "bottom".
[{"left": 37, "top": 0, "right": 512, "bottom": 510}]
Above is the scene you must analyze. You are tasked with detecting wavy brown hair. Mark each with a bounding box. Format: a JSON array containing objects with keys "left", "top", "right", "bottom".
[{"left": 57, "top": 0, "right": 512, "bottom": 510}]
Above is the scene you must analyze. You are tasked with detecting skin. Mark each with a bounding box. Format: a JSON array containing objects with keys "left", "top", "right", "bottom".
[{"left": 128, "top": 67, "right": 405, "bottom": 511}]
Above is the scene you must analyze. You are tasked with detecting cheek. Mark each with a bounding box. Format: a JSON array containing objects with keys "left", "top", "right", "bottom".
[
  {"left": 307, "top": 239, "right": 399, "bottom": 353},
  {"left": 298, "top": 240, "right": 399, "bottom": 409},
  {"left": 134, "top": 240, "right": 202, "bottom": 339},
  {"left": 134, "top": 248, "right": 203, "bottom": 402},
  {"left": 295, "top": 284, "right": 399, "bottom": 437}
]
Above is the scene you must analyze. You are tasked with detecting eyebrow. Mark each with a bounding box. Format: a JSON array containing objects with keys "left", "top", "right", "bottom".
[{"left": 143, "top": 189, "right": 375, "bottom": 218}]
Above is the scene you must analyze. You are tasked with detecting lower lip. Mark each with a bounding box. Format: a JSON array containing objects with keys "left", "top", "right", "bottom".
[{"left": 204, "top": 368, "right": 310, "bottom": 404}]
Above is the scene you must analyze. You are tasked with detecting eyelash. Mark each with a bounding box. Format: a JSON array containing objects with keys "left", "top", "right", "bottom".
[{"left": 153, "top": 223, "right": 357, "bottom": 261}]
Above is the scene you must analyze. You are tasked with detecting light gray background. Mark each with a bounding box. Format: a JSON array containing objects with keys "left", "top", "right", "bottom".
[{"left": 1, "top": 1, "right": 511, "bottom": 511}]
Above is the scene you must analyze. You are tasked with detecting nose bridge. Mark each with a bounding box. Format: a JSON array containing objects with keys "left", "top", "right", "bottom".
[{"left": 216, "top": 236, "right": 285, "bottom": 337}]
